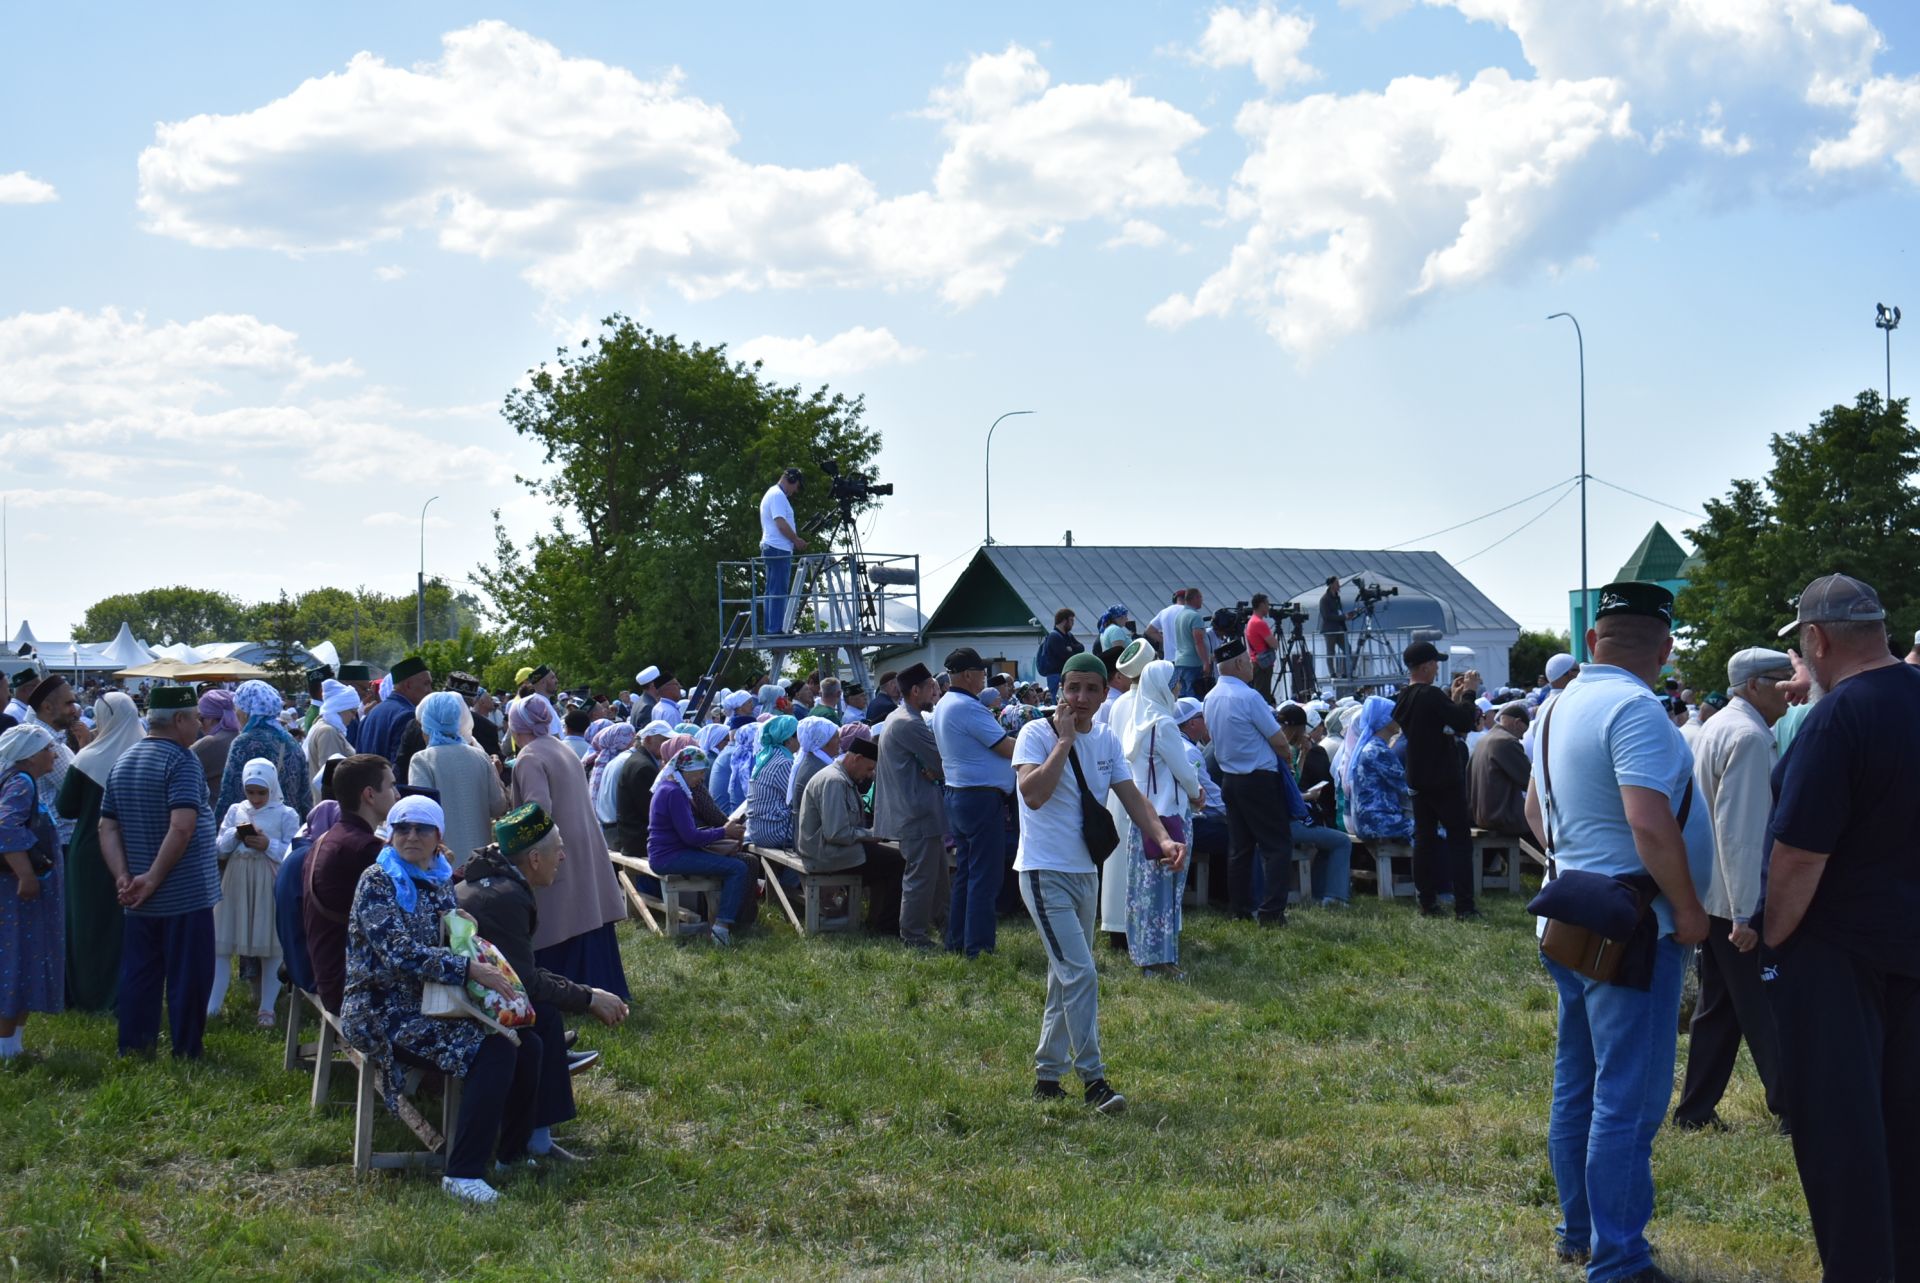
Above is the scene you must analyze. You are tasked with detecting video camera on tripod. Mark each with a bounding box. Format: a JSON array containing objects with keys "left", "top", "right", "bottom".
[{"left": 1351, "top": 576, "right": 1399, "bottom": 607}]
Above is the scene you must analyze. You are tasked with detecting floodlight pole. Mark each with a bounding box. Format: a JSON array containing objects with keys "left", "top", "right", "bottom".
[
  {"left": 983, "top": 410, "right": 1034, "bottom": 545},
  {"left": 1877, "top": 304, "right": 1901, "bottom": 405},
  {"left": 1548, "top": 313, "right": 1587, "bottom": 656},
  {"left": 418, "top": 496, "right": 439, "bottom": 645}
]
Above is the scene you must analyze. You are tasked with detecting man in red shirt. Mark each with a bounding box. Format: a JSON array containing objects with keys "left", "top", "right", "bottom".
[
  {"left": 301, "top": 754, "right": 397, "bottom": 1012},
  {"left": 1243, "top": 594, "right": 1279, "bottom": 704}
]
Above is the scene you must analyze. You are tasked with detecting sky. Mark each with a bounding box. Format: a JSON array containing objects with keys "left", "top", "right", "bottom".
[{"left": 6, "top": 0, "right": 1920, "bottom": 645}]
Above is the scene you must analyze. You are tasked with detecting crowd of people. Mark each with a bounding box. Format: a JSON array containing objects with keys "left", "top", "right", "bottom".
[{"left": 0, "top": 547, "right": 1912, "bottom": 1282}]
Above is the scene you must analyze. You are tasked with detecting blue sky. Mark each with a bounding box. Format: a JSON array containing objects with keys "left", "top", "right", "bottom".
[{"left": 6, "top": 1, "right": 1920, "bottom": 644}]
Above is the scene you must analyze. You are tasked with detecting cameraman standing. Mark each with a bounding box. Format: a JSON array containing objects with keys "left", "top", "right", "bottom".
[
  {"left": 1320, "top": 577, "right": 1352, "bottom": 679},
  {"left": 758, "top": 467, "right": 809, "bottom": 635},
  {"left": 1392, "top": 640, "right": 1482, "bottom": 920},
  {"left": 1244, "top": 595, "right": 1279, "bottom": 704}
]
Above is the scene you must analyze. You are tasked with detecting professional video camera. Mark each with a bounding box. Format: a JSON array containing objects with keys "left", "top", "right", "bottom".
[
  {"left": 1213, "top": 601, "right": 1255, "bottom": 640},
  {"left": 1276, "top": 601, "right": 1310, "bottom": 634},
  {"left": 819, "top": 458, "right": 893, "bottom": 505},
  {"left": 1351, "top": 576, "right": 1399, "bottom": 607}
]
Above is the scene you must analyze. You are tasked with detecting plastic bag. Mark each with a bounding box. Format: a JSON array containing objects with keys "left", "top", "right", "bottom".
[{"left": 443, "top": 909, "right": 536, "bottom": 1028}]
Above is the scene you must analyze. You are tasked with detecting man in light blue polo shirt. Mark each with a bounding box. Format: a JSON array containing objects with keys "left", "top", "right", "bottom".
[
  {"left": 932, "top": 647, "right": 1016, "bottom": 957},
  {"left": 1202, "top": 639, "right": 1295, "bottom": 923},
  {"left": 1523, "top": 581, "right": 1710, "bottom": 1283}
]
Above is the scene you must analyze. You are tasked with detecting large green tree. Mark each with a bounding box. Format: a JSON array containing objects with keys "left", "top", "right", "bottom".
[
  {"left": 1678, "top": 390, "right": 1918, "bottom": 689},
  {"left": 74, "top": 587, "right": 248, "bottom": 645},
  {"left": 1508, "top": 629, "right": 1572, "bottom": 686},
  {"left": 481, "top": 316, "right": 883, "bottom": 691}
]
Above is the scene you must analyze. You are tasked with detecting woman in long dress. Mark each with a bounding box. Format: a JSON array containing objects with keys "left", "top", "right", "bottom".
[
  {"left": 0, "top": 725, "right": 64, "bottom": 1059},
  {"left": 408, "top": 691, "right": 506, "bottom": 864},
  {"left": 507, "top": 695, "right": 629, "bottom": 999},
  {"left": 56, "top": 691, "right": 141, "bottom": 1010},
  {"left": 1122, "top": 660, "right": 1203, "bottom": 978}
]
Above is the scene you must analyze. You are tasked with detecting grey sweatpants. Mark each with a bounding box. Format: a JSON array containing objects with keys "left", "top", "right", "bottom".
[
  {"left": 897, "top": 833, "right": 950, "bottom": 947},
  {"left": 1019, "top": 868, "right": 1104, "bottom": 1084}
]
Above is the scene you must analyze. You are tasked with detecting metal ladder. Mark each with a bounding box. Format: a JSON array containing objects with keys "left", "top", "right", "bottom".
[{"left": 686, "top": 609, "right": 754, "bottom": 723}]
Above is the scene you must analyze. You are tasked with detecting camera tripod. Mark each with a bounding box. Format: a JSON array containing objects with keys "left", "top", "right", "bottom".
[
  {"left": 1279, "top": 613, "right": 1316, "bottom": 702},
  {"left": 1346, "top": 596, "right": 1400, "bottom": 685}
]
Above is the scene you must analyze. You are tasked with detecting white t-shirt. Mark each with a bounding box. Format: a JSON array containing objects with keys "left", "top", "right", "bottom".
[
  {"left": 759, "top": 484, "right": 797, "bottom": 551},
  {"left": 1011, "top": 719, "right": 1128, "bottom": 874},
  {"left": 1149, "top": 604, "right": 1184, "bottom": 646}
]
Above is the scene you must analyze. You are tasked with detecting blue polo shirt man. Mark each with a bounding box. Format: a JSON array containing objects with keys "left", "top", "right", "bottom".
[
  {"left": 1202, "top": 638, "right": 1295, "bottom": 923},
  {"left": 932, "top": 647, "right": 1016, "bottom": 956},
  {"left": 98, "top": 686, "right": 222, "bottom": 1059},
  {"left": 1525, "top": 581, "right": 1711, "bottom": 1283},
  {"left": 354, "top": 656, "right": 431, "bottom": 764}
]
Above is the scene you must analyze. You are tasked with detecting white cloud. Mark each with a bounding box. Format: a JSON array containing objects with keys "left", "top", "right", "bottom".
[
  {"left": 137, "top": 23, "right": 1207, "bottom": 308},
  {"left": 1, "top": 484, "right": 295, "bottom": 532},
  {"left": 733, "top": 326, "right": 924, "bottom": 381},
  {"left": 0, "top": 307, "right": 508, "bottom": 484},
  {"left": 372, "top": 264, "right": 407, "bottom": 281},
  {"left": 1104, "top": 218, "right": 1170, "bottom": 250},
  {"left": 0, "top": 171, "right": 56, "bottom": 204},
  {"left": 1159, "top": 0, "right": 1911, "bottom": 352},
  {"left": 1192, "top": 4, "right": 1317, "bottom": 92}
]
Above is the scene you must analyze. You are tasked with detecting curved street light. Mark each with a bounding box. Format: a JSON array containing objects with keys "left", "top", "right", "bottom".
[
  {"left": 417, "top": 495, "right": 440, "bottom": 645},
  {"left": 1547, "top": 313, "right": 1588, "bottom": 654},
  {"left": 983, "top": 410, "right": 1035, "bottom": 545}
]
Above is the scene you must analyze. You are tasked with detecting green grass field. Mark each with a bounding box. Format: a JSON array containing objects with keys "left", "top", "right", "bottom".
[{"left": 1, "top": 897, "right": 1815, "bottom": 1282}]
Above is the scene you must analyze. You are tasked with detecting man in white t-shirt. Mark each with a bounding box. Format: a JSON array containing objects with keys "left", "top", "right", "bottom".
[
  {"left": 1144, "top": 590, "right": 1189, "bottom": 656},
  {"left": 758, "top": 467, "right": 809, "bottom": 634},
  {"left": 1013, "top": 651, "right": 1185, "bottom": 1114}
]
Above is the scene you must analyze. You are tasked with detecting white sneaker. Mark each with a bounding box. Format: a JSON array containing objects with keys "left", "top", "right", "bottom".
[{"left": 442, "top": 1176, "right": 500, "bottom": 1205}]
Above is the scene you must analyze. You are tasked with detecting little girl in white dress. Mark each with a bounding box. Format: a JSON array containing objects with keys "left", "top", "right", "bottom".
[{"left": 210, "top": 757, "right": 299, "bottom": 1024}]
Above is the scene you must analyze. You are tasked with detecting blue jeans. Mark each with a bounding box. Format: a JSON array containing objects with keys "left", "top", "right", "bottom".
[
  {"left": 1292, "top": 823, "right": 1352, "bottom": 903},
  {"left": 1543, "top": 937, "right": 1685, "bottom": 1282},
  {"left": 1173, "top": 665, "right": 1203, "bottom": 697},
  {"left": 651, "top": 848, "right": 753, "bottom": 926},
  {"left": 944, "top": 786, "right": 1006, "bottom": 956},
  {"left": 1045, "top": 673, "right": 1061, "bottom": 698},
  {"left": 759, "top": 544, "right": 793, "bottom": 635}
]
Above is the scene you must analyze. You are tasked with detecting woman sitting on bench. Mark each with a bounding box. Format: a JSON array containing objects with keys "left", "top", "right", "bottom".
[
  {"left": 340, "top": 794, "right": 540, "bottom": 1206},
  {"left": 647, "top": 746, "right": 749, "bottom": 945},
  {"left": 743, "top": 715, "right": 801, "bottom": 849},
  {"left": 1342, "top": 696, "right": 1414, "bottom": 845}
]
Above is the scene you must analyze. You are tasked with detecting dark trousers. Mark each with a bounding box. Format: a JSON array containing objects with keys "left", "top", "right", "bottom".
[
  {"left": 1765, "top": 932, "right": 1920, "bottom": 1283},
  {"left": 530, "top": 1000, "right": 576, "bottom": 1131},
  {"left": 118, "top": 908, "right": 215, "bottom": 1058},
  {"left": 1675, "top": 917, "right": 1785, "bottom": 1124},
  {"left": 1252, "top": 663, "right": 1276, "bottom": 704},
  {"left": 857, "top": 841, "right": 905, "bottom": 935},
  {"left": 401, "top": 1031, "right": 543, "bottom": 1180},
  {"left": 1220, "top": 770, "right": 1292, "bottom": 922},
  {"left": 1410, "top": 783, "right": 1475, "bottom": 914},
  {"left": 944, "top": 786, "right": 1007, "bottom": 956}
]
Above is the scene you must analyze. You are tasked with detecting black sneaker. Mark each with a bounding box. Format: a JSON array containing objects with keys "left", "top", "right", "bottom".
[
  {"left": 1671, "top": 1111, "right": 1725, "bottom": 1132},
  {"left": 1455, "top": 909, "right": 1486, "bottom": 922},
  {"left": 1553, "top": 1241, "right": 1590, "bottom": 1265},
  {"left": 1615, "top": 1267, "right": 1678, "bottom": 1283},
  {"left": 1083, "top": 1078, "right": 1127, "bottom": 1114},
  {"left": 1032, "top": 1079, "right": 1067, "bottom": 1101}
]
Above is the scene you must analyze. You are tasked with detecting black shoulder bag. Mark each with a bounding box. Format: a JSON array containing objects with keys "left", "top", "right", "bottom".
[{"left": 1064, "top": 739, "right": 1121, "bottom": 864}]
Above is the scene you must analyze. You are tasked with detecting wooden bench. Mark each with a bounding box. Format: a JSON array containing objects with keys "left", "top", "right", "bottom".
[
  {"left": 1355, "top": 839, "right": 1417, "bottom": 899},
  {"left": 608, "top": 851, "right": 721, "bottom": 938},
  {"left": 283, "top": 985, "right": 338, "bottom": 1074},
  {"left": 749, "top": 845, "right": 862, "bottom": 935},
  {"left": 310, "top": 1004, "right": 462, "bottom": 1174},
  {"left": 1468, "top": 829, "right": 1542, "bottom": 897}
]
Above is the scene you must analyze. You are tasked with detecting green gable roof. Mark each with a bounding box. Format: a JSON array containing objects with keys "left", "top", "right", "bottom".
[{"left": 1615, "top": 523, "right": 1691, "bottom": 583}]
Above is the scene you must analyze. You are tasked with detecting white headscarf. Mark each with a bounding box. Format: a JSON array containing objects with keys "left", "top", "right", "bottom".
[
  {"left": 790, "top": 716, "right": 838, "bottom": 804},
  {"left": 0, "top": 723, "right": 54, "bottom": 774},
  {"left": 320, "top": 681, "right": 361, "bottom": 734},
  {"left": 241, "top": 756, "right": 285, "bottom": 810},
  {"left": 72, "top": 691, "right": 141, "bottom": 787},
  {"left": 1123, "top": 660, "right": 1181, "bottom": 762}
]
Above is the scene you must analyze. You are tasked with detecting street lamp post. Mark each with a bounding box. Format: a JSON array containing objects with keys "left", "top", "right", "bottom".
[
  {"left": 417, "top": 495, "right": 440, "bottom": 645},
  {"left": 1877, "top": 303, "right": 1901, "bottom": 405},
  {"left": 983, "top": 410, "right": 1034, "bottom": 546},
  {"left": 1547, "top": 313, "right": 1588, "bottom": 657}
]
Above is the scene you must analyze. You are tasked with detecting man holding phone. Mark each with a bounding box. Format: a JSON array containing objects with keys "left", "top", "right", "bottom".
[{"left": 1012, "top": 651, "right": 1186, "bottom": 1114}]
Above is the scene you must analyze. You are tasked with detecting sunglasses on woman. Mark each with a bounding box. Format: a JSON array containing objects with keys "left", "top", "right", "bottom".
[{"left": 391, "top": 821, "right": 439, "bottom": 838}]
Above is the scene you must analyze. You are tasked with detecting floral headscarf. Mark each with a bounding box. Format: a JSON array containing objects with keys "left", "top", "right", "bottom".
[
  {"left": 588, "top": 722, "right": 636, "bottom": 805},
  {"left": 234, "top": 680, "right": 283, "bottom": 720},
  {"left": 1341, "top": 695, "right": 1398, "bottom": 797},
  {"left": 652, "top": 744, "right": 711, "bottom": 797}
]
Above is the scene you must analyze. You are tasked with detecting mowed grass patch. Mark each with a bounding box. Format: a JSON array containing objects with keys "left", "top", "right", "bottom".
[{"left": 0, "top": 897, "right": 1817, "bottom": 1281}]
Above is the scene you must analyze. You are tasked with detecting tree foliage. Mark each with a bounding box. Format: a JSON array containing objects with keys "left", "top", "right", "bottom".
[
  {"left": 75, "top": 587, "right": 248, "bottom": 646},
  {"left": 257, "top": 592, "right": 307, "bottom": 696},
  {"left": 1508, "top": 630, "right": 1572, "bottom": 686},
  {"left": 480, "top": 316, "right": 883, "bottom": 691},
  {"left": 1677, "top": 390, "right": 1917, "bottom": 689}
]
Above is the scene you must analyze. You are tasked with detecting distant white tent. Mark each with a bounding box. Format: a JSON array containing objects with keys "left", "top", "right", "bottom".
[
  {"left": 98, "top": 623, "right": 152, "bottom": 670},
  {"left": 150, "top": 642, "right": 206, "bottom": 664},
  {"left": 11, "top": 620, "right": 38, "bottom": 653}
]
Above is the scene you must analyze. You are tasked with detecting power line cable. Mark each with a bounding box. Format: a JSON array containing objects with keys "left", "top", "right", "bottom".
[
  {"left": 1383, "top": 476, "right": 1579, "bottom": 550},
  {"left": 1587, "top": 475, "right": 1704, "bottom": 521},
  {"left": 1455, "top": 481, "right": 1582, "bottom": 566}
]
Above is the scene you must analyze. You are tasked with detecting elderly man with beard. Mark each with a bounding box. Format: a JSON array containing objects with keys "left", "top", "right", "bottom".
[{"left": 18, "top": 675, "right": 88, "bottom": 847}]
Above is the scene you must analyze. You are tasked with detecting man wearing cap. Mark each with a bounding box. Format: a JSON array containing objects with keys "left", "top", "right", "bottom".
[
  {"left": 759, "top": 467, "right": 809, "bottom": 635},
  {"left": 1469, "top": 702, "right": 1533, "bottom": 839},
  {"left": 97, "top": 686, "right": 223, "bottom": 1058},
  {"left": 337, "top": 662, "right": 377, "bottom": 717},
  {"left": 20, "top": 673, "right": 87, "bottom": 847},
  {"left": 874, "top": 664, "right": 947, "bottom": 948},
  {"left": 1672, "top": 647, "right": 1793, "bottom": 1134},
  {"left": 1524, "top": 653, "right": 1580, "bottom": 761},
  {"left": 797, "top": 738, "right": 903, "bottom": 933},
  {"left": 864, "top": 672, "right": 900, "bottom": 726},
  {"left": 614, "top": 722, "right": 675, "bottom": 857},
  {"left": 301, "top": 665, "right": 334, "bottom": 732},
  {"left": 1393, "top": 640, "right": 1483, "bottom": 920},
  {"left": 1014, "top": 650, "right": 1186, "bottom": 1114},
  {"left": 1521, "top": 582, "right": 1712, "bottom": 1282},
  {"left": 1202, "top": 639, "right": 1297, "bottom": 924},
  {"left": 353, "top": 657, "right": 431, "bottom": 764},
  {"left": 932, "top": 647, "right": 1017, "bottom": 957},
  {"left": 1243, "top": 594, "right": 1280, "bottom": 703},
  {"left": 458, "top": 803, "right": 630, "bottom": 1161},
  {"left": 1763, "top": 573, "right": 1920, "bottom": 1283},
  {"left": 1277, "top": 702, "right": 1352, "bottom": 906}
]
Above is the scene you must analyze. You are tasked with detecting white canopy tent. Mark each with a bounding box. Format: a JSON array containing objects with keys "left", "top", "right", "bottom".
[{"left": 97, "top": 623, "right": 152, "bottom": 670}]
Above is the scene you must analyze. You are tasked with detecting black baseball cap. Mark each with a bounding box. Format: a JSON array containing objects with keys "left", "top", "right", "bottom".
[
  {"left": 943, "top": 646, "right": 987, "bottom": 673},
  {"left": 1596, "top": 580, "right": 1676, "bottom": 627},
  {"left": 1403, "top": 640, "right": 1444, "bottom": 668},
  {"left": 782, "top": 466, "right": 804, "bottom": 486}
]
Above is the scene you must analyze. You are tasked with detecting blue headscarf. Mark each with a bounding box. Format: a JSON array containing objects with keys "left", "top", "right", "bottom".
[
  {"left": 417, "top": 691, "right": 468, "bottom": 748},
  {"left": 753, "top": 714, "right": 798, "bottom": 777}
]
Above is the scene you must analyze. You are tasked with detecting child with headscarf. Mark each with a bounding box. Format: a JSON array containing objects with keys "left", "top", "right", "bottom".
[
  {"left": 210, "top": 757, "right": 300, "bottom": 1024},
  {"left": 1122, "top": 660, "right": 1204, "bottom": 977},
  {"left": 1344, "top": 695, "right": 1414, "bottom": 843}
]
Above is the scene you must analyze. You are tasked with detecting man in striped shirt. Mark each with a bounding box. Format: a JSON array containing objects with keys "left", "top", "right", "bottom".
[{"left": 98, "top": 686, "right": 221, "bottom": 1059}]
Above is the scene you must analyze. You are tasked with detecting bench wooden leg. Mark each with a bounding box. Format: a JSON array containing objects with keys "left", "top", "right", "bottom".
[
  {"left": 803, "top": 882, "right": 821, "bottom": 935},
  {"left": 312, "top": 1011, "right": 338, "bottom": 1111},
  {"left": 1375, "top": 851, "right": 1395, "bottom": 900},
  {"left": 759, "top": 855, "right": 806, "bottom": 933},
  {"left": 283, "top": 987, "right": 305, "bottom": 1072},
  {"left": 618, "top": 869, "right": 664, "bottom": 936},
  {"left": 351, "top": 1055, "right": 377, "bottom": 1176}
]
